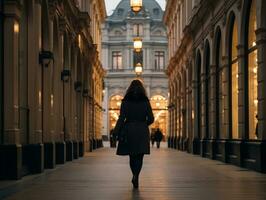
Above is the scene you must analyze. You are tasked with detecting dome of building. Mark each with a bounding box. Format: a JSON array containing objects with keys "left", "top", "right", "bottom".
[{"left": 108, "top": 0, "right": 163, "bottom": 21}]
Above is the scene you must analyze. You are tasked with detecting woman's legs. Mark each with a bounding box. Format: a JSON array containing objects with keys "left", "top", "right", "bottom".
[
  {"left": 129, "top": 154, "right": 144, "bottom": 177},
  {"left": 129, "top": 154, "right": 144, "bottom": 188}
]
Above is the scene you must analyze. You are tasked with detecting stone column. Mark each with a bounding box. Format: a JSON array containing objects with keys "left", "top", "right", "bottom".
[
  {"left": 209, "top": 64, "right": 217, "bottom": 139},
  {"left": 169, "top": 83, "right": 173, "bottom": 147},
  {"left": 3, "top": 3, "right": 20, "bottom": 145},
  {"left": 237, "top": 44, "right": 247, "bottom": 139},
  {"left": 186, "top": 66, "right": 192, "bottom": 151},
  {"left": 173, "top": 81, "right": 177, "bottom": 148},
  {"left": 42, "top": 18, "right": 53, "bottom": 143},
  {"left": 55, "top": 30, "right": 66, "bottom": 165},
  {"left": 256, "top": 28, "right": 266, "bottom": 140},
  {"left": 1, "top": 0, "right": 22, "bottom": 179},
  {"left": 222, "top": 56, "right": 230, "bottom": 139},
  {"left": 71, "top": 44, "right": 79, "bottom": 159},
  {"left": 200, "top": 64, "right": 207, "bottom": 141},
  {"left": 191, "top": 54, "right": 200, "bottom": 154},
  {"left": 182, "top": 71, "right": 187, "bottom": 149}
]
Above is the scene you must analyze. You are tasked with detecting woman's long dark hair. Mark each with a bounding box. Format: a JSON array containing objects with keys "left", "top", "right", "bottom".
[{"left": 123, "top": 79, "right": 148, "bottom": 102}]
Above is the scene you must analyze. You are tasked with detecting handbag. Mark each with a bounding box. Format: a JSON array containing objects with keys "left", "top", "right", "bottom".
[{"left": 118, "top": 123, "right": 128, "bottom": 143}]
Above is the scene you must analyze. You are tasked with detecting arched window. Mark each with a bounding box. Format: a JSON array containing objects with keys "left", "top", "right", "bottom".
[
  {"left": 196, "top": 50, "right": 202, "bottom": 139},
  {"left": 229, "top": 13, "right": 239, "bottom": 139},
  {"left": 215, "top": 28, "right": 223, "bottom": 139},
  {"left": 246, "top": 0, "right": 258, "bottom": 139},
  {"left": 204, "top": 41, "right": 210, "bottom": 139}
]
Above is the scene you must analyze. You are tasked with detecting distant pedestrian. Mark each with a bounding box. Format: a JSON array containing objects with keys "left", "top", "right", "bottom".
[
  {"left": 113, "top": 80, "right": 154, "bottom": 189},
  {"left": 151, "top": 131, "right": 155, "bottom": 147},
  {"left": 110, "top": 129, "right": 116, "bottom": 148},
  {"left": 154, "top": 128, "right": 163, "bottom": 148}
]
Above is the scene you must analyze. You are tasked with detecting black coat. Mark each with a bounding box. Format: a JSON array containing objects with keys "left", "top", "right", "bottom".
[{"left": 114, "top": 97, "right": 154, "bottom": 156}]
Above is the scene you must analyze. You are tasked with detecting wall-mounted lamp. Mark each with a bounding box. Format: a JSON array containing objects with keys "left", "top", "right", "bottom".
[
  {"left": 133, "top": 37, "right": 143, "bottom": 52},
  {"left": 74, "top": 81, "right": 82, "bottom": 92},
  {"left": 14, "top": 22, "right": 19, "bottom": 33},
  {"left": 130, "top": 0, "right": 143, "bottom": 13},
  {"left": 135, "top": 63, "right": 143, "bottom": 76},
  {"left": 39, "top": 50, "right": 54, "bottom": 67},
  {"left": 61, "top": 68, "right": 71, "bottom": 82}
]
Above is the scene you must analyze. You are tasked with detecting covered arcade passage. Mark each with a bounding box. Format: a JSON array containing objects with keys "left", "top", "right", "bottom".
[{"left": 1, "top": 0, "right": 266, "bottom": 199}]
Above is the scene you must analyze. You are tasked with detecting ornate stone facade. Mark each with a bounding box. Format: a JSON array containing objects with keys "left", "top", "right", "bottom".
[
  {"left": 164, "top": 0, "right": 266, "bottom": 172},
  {"left": 101, "top": 0, "right": 169, "bottom": 138},
  {"left": 0, "top": 0, "right": 106, "bottom": 180}
]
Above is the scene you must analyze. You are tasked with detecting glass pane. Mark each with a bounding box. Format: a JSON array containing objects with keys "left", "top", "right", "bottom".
[
  {"left": 248, "top": 50, "right": 258, "bottom": 139},
  {"left": 112, "top": 56, "right": 116, "bottom": 69},
  {"left": 117, "top": 56, "right": 122, "bottom": 69},
  {"left": 232, "top": 62, "right": 239, "bottom": 139},
  {"left": 248, "top": 0, "right": 257, "bottom": 49},
  {"left": 159, "top": 58, "right": 164, "bottom": 69},
  {"left": 232, "top": 21, "right": 238, "bottom": 61}
]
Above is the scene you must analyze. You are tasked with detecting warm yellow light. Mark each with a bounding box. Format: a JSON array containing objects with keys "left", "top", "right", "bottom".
[
  {"left": 253, "top": 67, "right": 258, "bottom": 74},
  {"left": 116, "top": 102, "right": 121, "bottom": 107},
  {"left": 135, "top": 63, "right": 143, "bottom": 75},
  {"left": 14, "top": 22, "right": 19, "bottom": 33},
  {"left": 254, "top": 99, "right": 258, "bottom": 106},
  {"left": 78, "top": 34, "right": 82, "bottom": 48},
  {"left": 252, "top": 41, "right": 256, "bottom": 47},
  {"left": 130, "top": 0, "right": 142, "bottom": 13},
  {"left": 133, "top": 37, "right": 142, "bottom": 52},
  {"left": 51, "top": 94, "right": 54, "bottom": 108},
  {"left": 38, "top": 91, "right": 42, "bottom": 105},
  {"left": 156, "top": 102, "right": 160, "bottom": 107}
]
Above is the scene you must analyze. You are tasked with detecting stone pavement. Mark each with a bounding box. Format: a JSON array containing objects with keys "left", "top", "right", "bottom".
[{"left": 1, "top": 144, "right": 266, "bottom": 200}]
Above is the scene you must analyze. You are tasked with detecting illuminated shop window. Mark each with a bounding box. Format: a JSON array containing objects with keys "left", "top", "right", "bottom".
[
  {"left": 231, "top": 17, "right": 239, "bottom": 139},
  {"left": 109, "top": 95, "right": 123, "bottom": 132},
  {"left": 150, "top": 95, "right": 168, "bottom": 136},
  {"left": 248, "top": 0, "right": 258, "bottom": 139}
]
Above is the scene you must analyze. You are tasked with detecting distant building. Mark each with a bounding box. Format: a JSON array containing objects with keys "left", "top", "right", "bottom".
[{"left": 102, "top": 0, "right": 169, "bottom": 139}]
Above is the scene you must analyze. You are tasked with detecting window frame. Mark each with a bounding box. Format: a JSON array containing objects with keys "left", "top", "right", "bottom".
[{"left": 112, "top": 51, "right": 123, "bottom": 70}]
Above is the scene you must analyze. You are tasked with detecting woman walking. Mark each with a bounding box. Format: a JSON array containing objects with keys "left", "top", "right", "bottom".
[{"left": 113, "top": 80, "right": 154, "bottom": 189}]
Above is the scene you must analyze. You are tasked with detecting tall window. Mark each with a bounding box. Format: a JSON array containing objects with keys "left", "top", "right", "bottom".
[
  {"left": 229, "top": 14, "right": 239, "bottom": 139},
  {"left": 154, "top": 51, "right": 165, "bottom": 70},
  {"left": 133, "top": 24, "right": 143, "bottom": 36},
  {"left": 112, "top": 51, "right": 122, "bottom": 70},
  {"left": 247, "top": 0, "right": 258, "bottom": 139}
]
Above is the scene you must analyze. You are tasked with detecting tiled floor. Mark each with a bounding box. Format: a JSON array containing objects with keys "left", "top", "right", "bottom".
[{"left": 1, "top": 145, "right": 266, "bottom": 200}]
